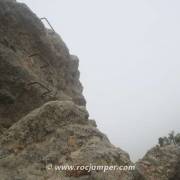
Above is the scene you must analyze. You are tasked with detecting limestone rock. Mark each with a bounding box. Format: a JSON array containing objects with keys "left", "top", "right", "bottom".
[
  {"left": 0, "top": 0, "right": 134, "bottom": 179},
  {"left": 0, "top": 0, "right": 85, "bottom": 129},
  {"left": 136, "top": 145, "right": 180, "bottom": 180},
  {"left": 3, "top": 0, "right": 180, "bottom": 179},
  {"left": 0, "top": 101, "right": 133, "bottom": 180}
]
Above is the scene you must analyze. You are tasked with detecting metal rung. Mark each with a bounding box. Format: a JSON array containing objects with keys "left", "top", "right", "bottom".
[
  {"left": 40, "top": 17, "right": 55, "bottom": 33},
  {"left": 27, "top": 82, "right": 52, "bottom": 97},
  {"left": 28, "top": 52, "right": 39, "bottom": 58},
  {"left": 27, "top": 52, "right": 50, "bottom": 69}
]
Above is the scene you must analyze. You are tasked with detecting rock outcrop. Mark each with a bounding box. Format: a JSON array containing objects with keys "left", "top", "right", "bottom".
[
  {"left": 0, "top": 0, "right": 134, "bottom": 179},
  {"left": 0, "top": 0, "right": 85, "bottom": 130},
  {"left": 1, "top": 0, "right": 180, "bottom": 179},
  {"left": 0, "top": 100, "right": 134, "bottom": 180},
  {"left": 136, "top": 145, "right": 180, "bottom": 180}
]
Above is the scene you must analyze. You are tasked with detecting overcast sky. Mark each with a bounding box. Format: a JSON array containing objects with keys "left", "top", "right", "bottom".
[{"left": 18, "top": 0, "right": 180, "bottom": 161}]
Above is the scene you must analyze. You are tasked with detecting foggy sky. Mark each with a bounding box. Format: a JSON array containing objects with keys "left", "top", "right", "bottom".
[{"left": 18, "top": 0, "right": 180, "bottom": 161}]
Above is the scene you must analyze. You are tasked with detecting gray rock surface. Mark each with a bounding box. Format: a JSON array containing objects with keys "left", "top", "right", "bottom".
[
  {"left": 0, "top": 0, "right": 85, "bottom": 129},
  {"left": 0, "top": 101, "right": 134, "bottom": 180},
  {"left": 0, "top": 0, "right": 134, "bottom": 179},
  {"left": 1, "top": 0, "right": 179, "bottom": 179},
  {"left": 136, "top": 145, "right": 180, "bottom": 180}
]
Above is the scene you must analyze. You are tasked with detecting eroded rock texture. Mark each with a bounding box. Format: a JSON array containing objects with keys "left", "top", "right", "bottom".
[
  {"left": 136, "top": 145, "right": 180, "bottom": 180},
  {"left": 1, "top": 0, "right": 179, "bottom": 179},
  {"left": 0, "top": 0, "right": 85, "bottom": 129},
  {"left": 0, "top": 0, "right": 134, "bottom": 179},
  {"left": 0, "top": 101, "right": 134, "bottom": 180}
]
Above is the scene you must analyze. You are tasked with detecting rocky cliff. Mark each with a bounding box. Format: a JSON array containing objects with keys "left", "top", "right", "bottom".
[
  {"left": 0, "top": 0, "right": 87, "bottom": 130},
  {"left": 0, "top": 0, "right": 180, "bottom": 180},
  {"left": 0, "top": 0, "right": 134, "bottom": 179}
]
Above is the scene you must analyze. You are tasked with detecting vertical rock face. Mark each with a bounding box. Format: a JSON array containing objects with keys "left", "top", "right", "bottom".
[
  {"left": 0, "top": 0, "right": 85, "bottom": 129},
  {"left": 0, "top": 0, "right": 134, "bottom": 179}
]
